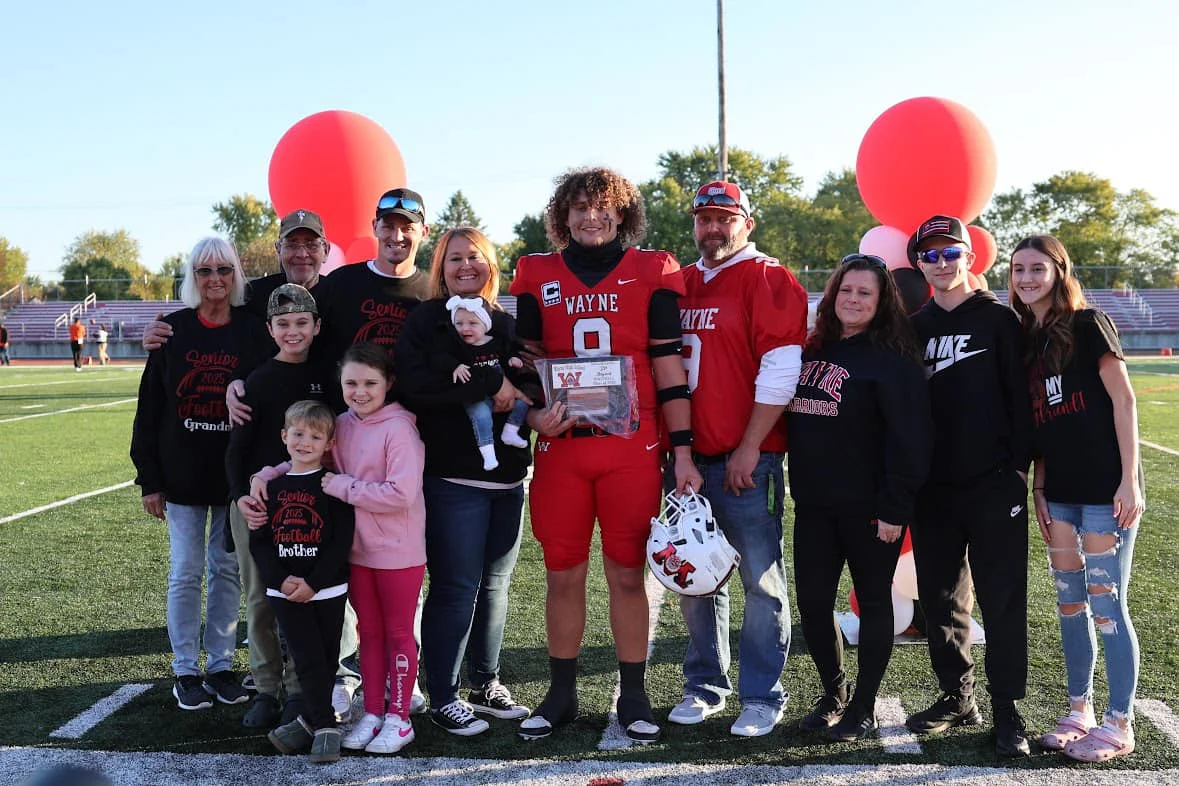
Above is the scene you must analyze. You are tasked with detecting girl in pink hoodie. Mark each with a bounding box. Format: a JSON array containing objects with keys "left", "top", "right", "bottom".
[{"left": 251, "top": 342, "right": 426, "bottom": 754}]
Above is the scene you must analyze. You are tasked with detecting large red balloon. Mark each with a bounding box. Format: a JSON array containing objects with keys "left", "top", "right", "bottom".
[
  {"left": 344, "top": 236, "right": 378, "bottom": 264},
  {"left": 269, "top": 111, "right": 406, "bottom": 248},
  {"left": 856, "top": 97, "right": 997, "bottom": 230},
  {"left": 967, "top": 225, "right": 997, "bottom": 275}
]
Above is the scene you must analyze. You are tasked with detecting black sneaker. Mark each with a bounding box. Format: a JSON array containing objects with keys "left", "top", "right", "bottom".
[
  {"left": 827, "top": 702, "right": 877, "bottom": 742},
  {"left": 243, "top": 692, "right": 282, "bottom": 728},
  {"left": 519, "top": 686, "right": 578, "bottom": 740},
  {"left": 994, "top": 702, "right": 1031, "bottom": 757},
  {"left": 799, "top": 692, "right": 847, "bottom": 732},
  {"left": 430, "top": 699, "right": 490, "bottom": 736},
  {"left": 617, "top": 689, "right": 660, "bottom": 744},
  {"left": 203, "top": 670, "right": 249, "bottom": 705},
  {"left": 905, "top": 692, "right": 982, "bottom": 734},
  {"left": 468, "top": 679, "right": 530, "bottom": 720},
  {"left": 173, "top": 675, "right": 213, "bottom": 711}
]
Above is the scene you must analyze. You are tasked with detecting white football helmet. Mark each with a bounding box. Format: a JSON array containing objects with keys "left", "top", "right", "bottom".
[{"left": 647, "top": 489, "right": 741, "bottom": 597}]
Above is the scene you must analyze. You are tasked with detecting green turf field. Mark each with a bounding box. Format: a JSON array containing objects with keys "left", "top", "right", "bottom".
[{"left": 1, "top": 362, "right": 1177, "bottom": 775}]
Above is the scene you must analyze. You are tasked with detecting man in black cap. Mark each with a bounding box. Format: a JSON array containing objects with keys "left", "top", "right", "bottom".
[{"left": 904, "top": 214, "right": 1033, "bottom": 757}]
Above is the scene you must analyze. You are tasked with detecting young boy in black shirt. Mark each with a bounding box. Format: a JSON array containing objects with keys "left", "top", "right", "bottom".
[{"left": 250, "top": 400, "right": 354, "bottom": 763}]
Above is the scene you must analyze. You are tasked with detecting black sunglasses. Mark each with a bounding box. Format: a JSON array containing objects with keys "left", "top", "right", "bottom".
[
  {"left": 840, "top": 254, "right": 887, "bottom": 269},
  {"left": 916, "top": 247, "right": 967, "bottom": 265},
  {"left": 377, "top": 195, "right": 424, "bottom": 214},
  {"left": 692, "top": 193, "right": 748, "bottom": 215}
]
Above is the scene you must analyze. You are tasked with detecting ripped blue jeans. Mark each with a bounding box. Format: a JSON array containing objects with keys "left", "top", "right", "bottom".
[{"left": 1046, "top": 502, "right": 1140, "bottom": 722}]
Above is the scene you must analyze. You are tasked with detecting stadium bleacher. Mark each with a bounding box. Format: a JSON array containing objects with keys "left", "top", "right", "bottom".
[{"left": 2, "top": 300, "right": 185, "bottom": 343}]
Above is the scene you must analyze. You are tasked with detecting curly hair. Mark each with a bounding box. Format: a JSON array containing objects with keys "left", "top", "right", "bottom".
[
  {"left": 806, "top": 256, "right": 920, "bottom": 362},
  {"left": 427, "top": 226, "right": 501, "bottom": 306},
  {"left": 544, "top": 167, "right": 647, "bottom": 249},
  {"left": 1009, "top": 234, "right": 1088, "bottom": 373}
]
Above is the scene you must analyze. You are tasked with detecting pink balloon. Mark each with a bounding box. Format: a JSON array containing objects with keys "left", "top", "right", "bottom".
[
  {"left": 859, "top": 225, "right": 912, "bottom": 271},
  {"left": 320, "top": 243, "right": 347, "bottom": 276},
  {"left": 856, "top": 97, "right": 997, "bottom": 230},
  {"left": 967, "top": 225, "right": 997, "bottom": 275}
]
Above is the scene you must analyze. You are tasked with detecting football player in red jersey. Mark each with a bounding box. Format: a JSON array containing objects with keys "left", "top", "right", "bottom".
[
  {"left": 510, "top": 167, "right": 702, "bottom": 744},
  {"left": 665, "top": 181, "right": 808, "bottom": 738}
]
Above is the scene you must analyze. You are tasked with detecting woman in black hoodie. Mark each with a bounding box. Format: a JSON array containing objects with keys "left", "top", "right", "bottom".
[{"left": 786, "top": 254, "right": 932, "bottom": 741}]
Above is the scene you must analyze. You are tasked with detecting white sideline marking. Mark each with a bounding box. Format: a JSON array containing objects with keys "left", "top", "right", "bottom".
[
  {"left": 0, "top": 375, "right": 125, "bottom": 390},
  {"left": 0, "top": 397, "right": 136, "bottom": 424},
  {"left": 876, "top": 696, "right": 922, "bottom": 754},
  {"left": 0, "top": 481, "right": 134, "bottom": 524},
  {"left": 49, "top": 683, "right": 153, "bottom": 739},
  {"left": 19, "top": 404, "right": 45, "bottom": 409},
  {"left": 4, "top": 748, "right": 1179, "bottom": 786},
  {"left": 597, "top": 572, "right": 668, "bottom": 751},
  {"left": 1137, "top": 698, "right": 1179, "bottom": 746},
  {"left": 1142, "top": 439, "right": 1179, "bottom": 458}
]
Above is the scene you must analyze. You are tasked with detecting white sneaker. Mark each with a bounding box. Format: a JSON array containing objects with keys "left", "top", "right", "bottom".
[
  {"left": 366, "top": 714, "right": 414, "bottom": 754},
  {"left": 341, "top": 712, "right": 382, "bottom": 750},
  {"left": 332, "top": 682, "right": 357, "bottom": 724},
  {"left": 668, "top": 694, "right": 726, "bottom": 725},
  {"left": 410, "top": 683, "right": 427, "bottom": 715},
  {"left": 730, "top": 703, "right": 783, "bottom": 737}
]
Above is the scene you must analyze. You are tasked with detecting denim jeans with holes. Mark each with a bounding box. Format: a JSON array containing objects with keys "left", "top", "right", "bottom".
[{"left": 1046, "top": 501, "right": 1140, "bottom": 721}]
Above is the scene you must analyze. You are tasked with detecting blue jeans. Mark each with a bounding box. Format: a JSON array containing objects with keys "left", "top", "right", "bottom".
[
  {"left": 674, "top": 452, "right": 790, "bottom": 710},
  {"left": 464, "top": 398, "right": 530, "bottom": 447},
  {"left": 1047, "top": 501, "right": 1140, "bottom": 721},
  {"left": 165, "top": 503, "right": 240, "bottom": 677},
  {"left": 420, "top": 477, "right": 524, "bottom": 706}
]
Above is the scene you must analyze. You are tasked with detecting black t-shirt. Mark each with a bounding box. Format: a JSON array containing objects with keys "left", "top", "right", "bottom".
[
  {"left": 1030, "top": 309, "right": 1143, "bottom": 503},
  {"left": 317, "top": 262, "right": 431, "bottom": 366}
]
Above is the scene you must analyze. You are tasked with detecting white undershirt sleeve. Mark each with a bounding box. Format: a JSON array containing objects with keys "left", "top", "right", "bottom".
[{"left": 754, "top": 344, "right": 802, "bottom": 406}]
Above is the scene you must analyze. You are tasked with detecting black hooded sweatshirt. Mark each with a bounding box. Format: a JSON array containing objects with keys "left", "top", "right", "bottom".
[{"left": 910, "top": 290, "right": 1032, "bottom": 486}]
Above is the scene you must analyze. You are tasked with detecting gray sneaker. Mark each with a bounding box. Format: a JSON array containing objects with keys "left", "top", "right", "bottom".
[
  {"left": 310, "top": 727, "right": 342, "bottom": 763},
  {"left": 730, "top": 703, "right": 783, "bottom": 737},
  {"left": 268, "top": 717, "right": 313, "bottom": 754}
]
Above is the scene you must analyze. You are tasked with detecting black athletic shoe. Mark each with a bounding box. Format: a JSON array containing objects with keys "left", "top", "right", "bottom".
[
  {"left": 468, "top": 679, "right": 530, "bottom": 720},
  {"left": 203, "top": 670, "right": 249, "bottom": 705},
  {"left": 827, "top": 702, "right": 877, "bottom": 742},
  {"left": 799, "top": 692, "right": 847, "bottom": 732},
  {"left": 905, "top": 692, "right": 982, "bottom": 734},
  {"left": 430, "top": 699, "right": 490, "bottom": 736},
  {"left": 617, "top": 689, "right": 660, "bottom": 744},
  {"left": 518, "top": 686, "right": 578, "bottom": 740},
  {"left": 994, "top": 702, "right": 1031, "bottom": 757},
  {"left": 243, "top": 693, "right": 282, "bottom": 728},
  {"left": 172, "top": 675, "right": 213, "bottom": 711}
]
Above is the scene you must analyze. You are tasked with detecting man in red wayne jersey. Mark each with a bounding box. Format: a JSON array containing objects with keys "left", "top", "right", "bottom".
[
  {"left": 510, "top": 167, "right": 702, "bottom": 744},
  {"left": 666, "top": 181, "right": 808, "bottom": 737}
]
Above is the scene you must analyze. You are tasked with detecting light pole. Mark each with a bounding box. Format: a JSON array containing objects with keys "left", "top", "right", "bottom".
[{"left": 717, "top": 0, "right": 728, "bottom": 182}]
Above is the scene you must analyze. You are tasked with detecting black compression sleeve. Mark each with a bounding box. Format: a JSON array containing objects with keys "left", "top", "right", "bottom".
[
  {"left": 648, "top": 289, "right": 682, "bottom": 340},
  {"left": 514, "top": 293, "right": 542, "bottom": 341}
]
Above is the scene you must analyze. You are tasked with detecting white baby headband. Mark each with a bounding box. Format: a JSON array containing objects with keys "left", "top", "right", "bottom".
[{"left": 446, "top": 295, "right": 492, "bottom": 331}]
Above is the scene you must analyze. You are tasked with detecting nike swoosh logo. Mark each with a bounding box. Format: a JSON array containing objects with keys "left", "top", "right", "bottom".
[
  {"left": 618, "top": 278, "right": 638, "bottom": 285},
  {"left": 932, "top": 348, "right": 987, "bottom": 373},
  {"left": 646, "top": 442, "right": 660, "bottom": 451},
  {"left": 398, "top": 727, "right": 413, "bottom": 738},
  {"left": 1010, "top": 505, "right": 1023, "bottom": 517}
]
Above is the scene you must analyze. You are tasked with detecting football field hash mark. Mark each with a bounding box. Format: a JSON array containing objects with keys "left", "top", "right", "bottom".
[
  {"left": 875, "top": 697, "right": 922, "bottom": 754},
  {"left": 0, "top": 480, "right": 134, "bottom": 524},
  {"left": 49, "top": 683, "right": 153, "bottom": 739},
  {"left": 0, "top": 397, "right": 136, "bottom": 424},
  {"left": 1136, "top": 699, "right": 1179, "bottom": 747}
]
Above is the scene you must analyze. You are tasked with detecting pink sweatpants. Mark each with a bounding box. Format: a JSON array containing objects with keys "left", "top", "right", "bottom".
[{"left": 349, "top": 563, "right": 426, "bottom": 718}]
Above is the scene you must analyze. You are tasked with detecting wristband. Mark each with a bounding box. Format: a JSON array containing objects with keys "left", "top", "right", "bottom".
[
  {"left": 657, "top": 384, "right": 691, "bottom": 403},
  {"left": 648, "top": 340, "right": 683, "bottom": 358},
  {"left": 669, "top": 429, "right": 693, "bottom": 447}
]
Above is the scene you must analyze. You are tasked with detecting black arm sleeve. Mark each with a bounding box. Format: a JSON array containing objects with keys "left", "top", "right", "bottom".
[
  {"left": 648, "top": 289, "right": 682, "bottom": 341},
  {"left": 514, "top": 293, "right": 542, "bottom": 341}
]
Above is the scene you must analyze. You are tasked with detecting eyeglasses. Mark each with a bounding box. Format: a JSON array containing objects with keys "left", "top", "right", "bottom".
[
  {"left": 916, "top": 246, "right": 968, "bottom": 265},
  {"left": 377, "top": 194, "right": 424, "bottom": 214},
  {"left": 280, "top": 240, "right": 324, "bottom": 253},
  {"left": 840, "top": 253, "right": 887, "bottom": 269},
  {"left": 692, "top": 193, "right": 749, "bottom": 215},
  {"left": 194, "top": 266, "right": 235, "bottom": 277}
]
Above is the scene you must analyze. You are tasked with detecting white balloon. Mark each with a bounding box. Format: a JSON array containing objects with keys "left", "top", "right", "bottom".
[
  {"left": 893, "top": 550, "right": 919, "bottom": 600},
  {"left": 892, "top": 586, "right": 915, "bottom": 635}
]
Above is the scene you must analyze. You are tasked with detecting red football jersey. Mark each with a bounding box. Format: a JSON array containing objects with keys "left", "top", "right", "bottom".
[
  {"left": 679, "top": 255, "right": 808, "bottom": 455},
  {"left": 511, "top": 248, "right": 685, "bottom": 421}
]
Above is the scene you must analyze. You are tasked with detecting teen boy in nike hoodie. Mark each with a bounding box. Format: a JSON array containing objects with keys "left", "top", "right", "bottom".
[{"left": 903, "top": 216, "right": 1034, "bottom": 759}]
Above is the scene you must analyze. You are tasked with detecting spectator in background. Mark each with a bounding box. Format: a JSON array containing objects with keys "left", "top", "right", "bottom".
[
  {"left": 96, "top": 323, "right": 110, "bottom": 365},
  {"left": 0, "top": 321, "right": 11, "bottom": 365},
  {"left": 69, "top": 317, "right": 85, "bottom": 371}
]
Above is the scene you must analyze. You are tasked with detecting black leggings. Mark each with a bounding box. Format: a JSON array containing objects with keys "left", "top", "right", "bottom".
[
  {"left": 793, "top": 507, "right": 903, "bottom": 708},
  {"left": 269, "top": 593, "right": 347, "bottom": 729}
]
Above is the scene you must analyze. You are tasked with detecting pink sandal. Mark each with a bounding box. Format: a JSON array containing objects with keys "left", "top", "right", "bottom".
[
  {"left": 1041, "top": 711, "right": 1095, "bottom": 751},
  {"left": 1064, "top": 723, "right": 1135, "bottom": 762}
]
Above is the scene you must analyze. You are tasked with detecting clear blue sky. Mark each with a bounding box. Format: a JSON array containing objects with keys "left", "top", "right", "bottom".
[{"left": 1, "top": 0, "right": 1174, "bottom": 280}]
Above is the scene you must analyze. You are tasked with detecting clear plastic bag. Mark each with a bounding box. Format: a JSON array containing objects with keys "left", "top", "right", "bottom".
[{"left": 535, "top": 355, "right": 639, "bottom": 437}]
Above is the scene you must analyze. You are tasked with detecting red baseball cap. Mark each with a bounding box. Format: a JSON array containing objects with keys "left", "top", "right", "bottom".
[{"left": 692, "top": 181, "right": 751, "bottom": 216}]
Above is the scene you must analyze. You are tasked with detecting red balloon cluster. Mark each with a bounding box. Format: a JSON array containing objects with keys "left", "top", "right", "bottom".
[
  {"left": 855, "top": 97, "right": 999, "bottom": 282},
  {"left": 268, "top": 111, "right": 406, "bottom": 264}
]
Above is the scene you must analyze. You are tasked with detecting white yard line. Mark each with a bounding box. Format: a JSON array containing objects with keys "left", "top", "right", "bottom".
[
  {"left": 597, "top": 572, "right": 668, "bottom": 751},
  {"left": 0, "top": 481, "right": 134, "bottom": 524},
  {"left": 49, "top": 684, "right": 153, "bottom": 739},
  {"left": 1142, "top": 440, "right": 1179, "bottom": 458},
  {"left": 0, "top": 375, "right": 125, "bottom": 390},
  {"left": 1136, "top": 699, "right": 1179, "bottom": 746},
  {"left": 875, "top": 696, "right": 922, "bottom": 754},
  {"left": 3, "top": 748, "right": 1177, "bottom": 786},
  {"left": 0, "top": 397, "right": 136, "bottom": 424}
]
